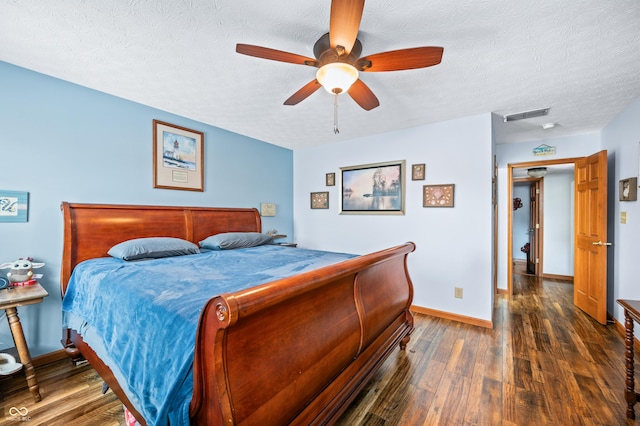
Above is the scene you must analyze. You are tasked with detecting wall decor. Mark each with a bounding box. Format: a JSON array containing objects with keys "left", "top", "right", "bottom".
[
  {"left": 411, "top": 163, "right": 425, "bottom": 180},
  {"left": 619, "top": 177, "right": 638, "bottom": 201},
  {"left": 326, "top": 172, "right": 335, "bottom": 186},
  {"left": 153, "top": 119, "right": 204, "bottom": 191},
  {"left": 423, "top": 184, "right": 455, "bottom": 207},
  {"left": 310, "top": 191, "right": 329, "bottom": 209},
  {"left": 260, "top": 203, "right": 276, "bottom": 216},
  {"left": 340, "top": 160, "right": 405, "bottom": 215},
  {"left": 532, "top": 144, "right": 556, "bottom": 156},
  {"left": 0, "top": 190, "right": 28, "bottom": 222},
  {"left": 513, "top": 197, "right": 523, "bottom": 210}
]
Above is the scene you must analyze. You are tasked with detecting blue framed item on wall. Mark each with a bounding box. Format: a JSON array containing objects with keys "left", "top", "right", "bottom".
[{"left": 0, "top": 191, "right": 29, "bottom": 222}]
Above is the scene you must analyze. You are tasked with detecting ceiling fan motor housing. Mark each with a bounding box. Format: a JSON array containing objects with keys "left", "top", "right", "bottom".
[{"left": 314, "top": 32, "right": 362, "bottom": 67}]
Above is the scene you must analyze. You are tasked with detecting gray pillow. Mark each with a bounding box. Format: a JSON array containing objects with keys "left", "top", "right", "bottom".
[
  {"left": 199, "top": 232, "right": 272, "bottom": 250},
  {"left": 108, "top": 237, "right": 200, "bottom": 260}
]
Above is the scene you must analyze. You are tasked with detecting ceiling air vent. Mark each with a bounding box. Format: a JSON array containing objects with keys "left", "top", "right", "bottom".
[{"left": 503, "top": 108, "right": 550, "bottom": 122}]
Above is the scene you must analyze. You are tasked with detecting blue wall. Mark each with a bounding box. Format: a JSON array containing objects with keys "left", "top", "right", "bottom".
[{"left": 0, "top": 61, "right": 293, "bottom": 355}]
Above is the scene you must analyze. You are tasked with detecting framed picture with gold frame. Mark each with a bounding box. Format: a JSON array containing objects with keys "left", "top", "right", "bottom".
[
  {"left": 153, "top": 119, "right": 204, "bottom": 191},
  {"left": 423, "top": 184, "right": 455, "bottom": 207},
  {"left": 311, "top": 191, "right": 329, "bottom": 209}
]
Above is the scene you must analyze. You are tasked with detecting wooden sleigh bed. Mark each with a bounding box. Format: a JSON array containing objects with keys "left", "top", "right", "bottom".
[{"left": 59, "top": 202, "right": 415, "bottom": 425}]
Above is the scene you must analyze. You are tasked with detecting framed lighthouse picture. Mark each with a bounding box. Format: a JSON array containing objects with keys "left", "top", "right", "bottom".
[{"left": 153, "top": 120, "right": 204, "bottom": 191}]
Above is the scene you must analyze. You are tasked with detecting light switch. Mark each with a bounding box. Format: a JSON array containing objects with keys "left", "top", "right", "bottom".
[{"left": 621, "top": 211, "right": 627, "bottom": 224}]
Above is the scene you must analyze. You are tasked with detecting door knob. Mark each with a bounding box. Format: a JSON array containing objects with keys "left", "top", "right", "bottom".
[{"left": 591, "top": 240, "right": 612, "bottom": 246}]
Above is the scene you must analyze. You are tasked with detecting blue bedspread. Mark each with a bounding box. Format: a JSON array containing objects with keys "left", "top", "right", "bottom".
[{"left": 62, "top": 245, "right": 356, "bottom": 426}]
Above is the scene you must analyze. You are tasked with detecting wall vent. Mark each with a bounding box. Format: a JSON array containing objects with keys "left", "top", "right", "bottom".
[{"left": 503, "top": 108, "right": 550, "bottom": 122}]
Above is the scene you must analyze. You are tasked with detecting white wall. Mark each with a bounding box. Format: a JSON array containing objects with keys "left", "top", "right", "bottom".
[
  {"left": 294, "top": 114, "right": 495, "bottom": 322},
  {"left": 542, "top": 173, "right": 574, "bottom": 276},
  {"left": 496, "top": 133, "right": 600, "bottom": 290},
  {"left": 602, "top": 96, "right": 640, "bottom": 320}
]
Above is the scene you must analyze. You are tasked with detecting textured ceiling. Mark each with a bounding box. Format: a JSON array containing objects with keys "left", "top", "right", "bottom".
[{"left": 2, "top": 0, "right": 640, "bottom": 150}]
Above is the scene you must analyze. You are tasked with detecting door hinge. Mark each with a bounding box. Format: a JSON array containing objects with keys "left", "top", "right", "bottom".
[
  {"left": 536, "top": 189, "right": 540, "bottom": 194},
  {"left": 536, "top": 258, "right": 540, "bottom": 263},
  {"left": 536, "top": 223, "right": 539, "bottom": 229}
]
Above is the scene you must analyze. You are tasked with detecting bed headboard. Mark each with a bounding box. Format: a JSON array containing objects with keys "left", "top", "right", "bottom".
[{"left": 59, "top": 202, "right": 262, "bottom": 295}]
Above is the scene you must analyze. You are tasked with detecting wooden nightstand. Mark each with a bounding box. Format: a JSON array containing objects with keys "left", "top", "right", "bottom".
[
  {"left": 618, "top": 299, "right": 640, "bottom": 419},
  {"left": 0, "top": 283, "right": 49, "bottom": 401}
]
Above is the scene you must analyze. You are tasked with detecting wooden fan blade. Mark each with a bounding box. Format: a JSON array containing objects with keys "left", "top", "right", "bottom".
[
  {"left": 357, "top": 47, "right": 444, "bottom": 72},
  {"left": 329, "top": 0, "right": 365, "bottom": 55},
  {"left": 284, "top": 80, "right": 323, "bottom": 105},
  {"left": 236, "top": 44, "right": 318, "bottom": 67},
  {"left": 348, "top": 79, "right": 380, "bottom": 111}
]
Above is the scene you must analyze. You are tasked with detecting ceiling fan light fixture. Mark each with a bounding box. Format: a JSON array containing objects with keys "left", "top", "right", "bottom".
[
  {"left": 316, "top": 62, "right": 359, "bottom": 94},
  {"left": 527, "top": 167, "right": 547, "bottom": 178}
]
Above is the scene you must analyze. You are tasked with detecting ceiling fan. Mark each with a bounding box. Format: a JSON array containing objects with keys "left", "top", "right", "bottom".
[{"left": 236, "top": 0, "right": 444, "bottom": 125}]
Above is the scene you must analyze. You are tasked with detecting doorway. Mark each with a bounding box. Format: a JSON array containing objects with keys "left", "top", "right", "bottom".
[
  {"left": 512, "top": 178, "right": 542, "bottom": 276},
  {"left": 507, "top": 157, "right": 581, "bottom": 295},
  {"left": 506, "top": 151, "right": 609, "bottom": 325}
]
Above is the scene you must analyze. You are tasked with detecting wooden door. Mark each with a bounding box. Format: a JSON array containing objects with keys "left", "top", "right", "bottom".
[
  {"left": 527, "top": 181, "right": 540, "bottom": 275},
  {"left": 574, "top": 150, "right": 608, "bottom": 324}
]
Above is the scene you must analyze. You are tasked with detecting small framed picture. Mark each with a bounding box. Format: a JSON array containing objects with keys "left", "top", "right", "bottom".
[
  {"left": 423, "top": 184, "right": 455, "bottom": 207},
  {"left": 326, "top": 172, "right": 335, "bottom": 186},
  {"left": 412, "top": 164, "right": 425, "bottom": 181},
  {"left": 311, "top": 192, "right": 329, "bottom": 209},
  {"left": 619, "top": 177, "right": 638, "bottom": 201},
  {"left": 0, "top": 190, "right": 29, "bottom": 222},
  {"left": 153, "top": 120, "right": 204, "bottom": 191}
]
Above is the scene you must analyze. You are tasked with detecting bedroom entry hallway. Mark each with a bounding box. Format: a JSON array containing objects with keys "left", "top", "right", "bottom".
[{"left": 0, "top": 274, "right": 634, "bottom": 425}]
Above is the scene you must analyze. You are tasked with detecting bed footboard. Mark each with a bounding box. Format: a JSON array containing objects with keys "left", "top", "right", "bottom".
[{"left": 190, "top": 242, "right": 415, "bottom": 425}]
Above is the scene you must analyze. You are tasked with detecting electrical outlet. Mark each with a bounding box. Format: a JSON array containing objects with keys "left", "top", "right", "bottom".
[{"left": 454, "top": 287, "right": 463, "bottom": 299}]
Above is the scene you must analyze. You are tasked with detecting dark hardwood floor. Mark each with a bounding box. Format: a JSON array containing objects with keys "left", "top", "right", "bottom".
[{"left": 1, "top": 274, "right": 638, "bottom": 425}]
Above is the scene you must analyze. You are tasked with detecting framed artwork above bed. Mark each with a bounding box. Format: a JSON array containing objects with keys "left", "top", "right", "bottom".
[{"left": 153, "top": 120, "right": 204, "bottom": 191}]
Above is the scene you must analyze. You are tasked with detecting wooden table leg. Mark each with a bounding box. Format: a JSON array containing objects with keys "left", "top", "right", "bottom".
[
  {"left": 5, "top": 307, "right": 41, "bottom": 402},
  {"left": 624, "top": 311, "right": 635, "bottom": 419}
]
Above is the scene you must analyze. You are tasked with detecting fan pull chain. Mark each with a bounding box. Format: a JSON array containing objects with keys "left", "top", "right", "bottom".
[{"left": 333, "top": 92, "right": 340, "bottom": 134}]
